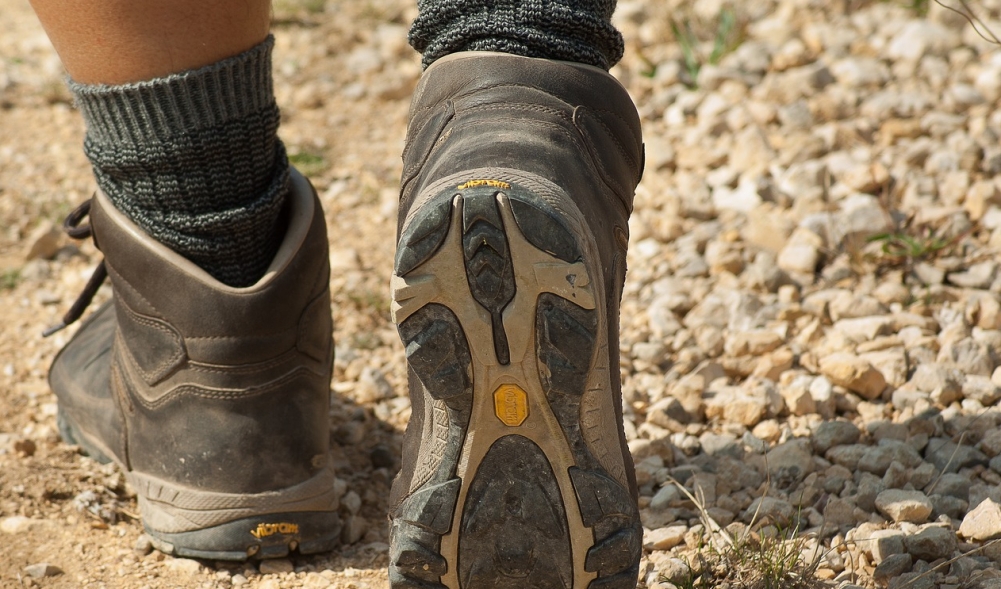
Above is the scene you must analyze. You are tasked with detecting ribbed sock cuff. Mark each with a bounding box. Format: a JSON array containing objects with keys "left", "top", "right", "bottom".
[
  {"left": 70, "top": 36, "right": 290, "bottom": 288},
  {"left": 409, "top": 0, "right": 624, "bottom": 70},
  {"left": 70, "top": 36, "right": 276, "bottom": 145}
]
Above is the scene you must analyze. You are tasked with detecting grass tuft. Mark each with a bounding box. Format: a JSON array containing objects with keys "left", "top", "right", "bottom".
[
  {"left": 907, "top": 0, "right": 931, "bottom": 15},
  {"left": 867, "top": 230, "right": 951, "bottom": 263},
  {"left": 846, "top": 0, "right": 929, "bottom": 15},
  {"left": 665, "top": 475, "right": 827, "bottom": 589},
  {"left": 676, "top": 524, "right": 826, "bottom": 589},
  {"left": 0, "top": 269, "right": 20, "bottom": 291},
  {"left": 345, "top": 288, "right": 390, "bottom": 318},
  {"left": 274, "top": 0, "right": 325, "bottom": 15},
  {"left": 669, "top": 7, "right": 744, "bottom": 88},
  {"left": 858, "top": 181, "right": 967, "bottom": 275},
  {"left": 288, "top": 150, "right": 328, "bottom": 178}
]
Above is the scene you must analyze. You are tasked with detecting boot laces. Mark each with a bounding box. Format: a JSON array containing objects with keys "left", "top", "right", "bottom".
[{"left": 42, "top": 199, "right": 107, "bottom": 337}]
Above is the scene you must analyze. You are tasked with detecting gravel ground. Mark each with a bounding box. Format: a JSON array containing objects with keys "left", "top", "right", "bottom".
[{"left": 5, "top": 0, "right": 1001, "bottom": 587}]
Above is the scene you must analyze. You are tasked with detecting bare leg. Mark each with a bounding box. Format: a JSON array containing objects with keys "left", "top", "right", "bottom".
[
  {"left": 37, "top": 0, "right": 341, "bottom": 563},
  {"left": 29, "top": 0, "right": 270, "bottom": 84},
  {"left": 29, "top": 0, "right": 288, "bottom": 288}
]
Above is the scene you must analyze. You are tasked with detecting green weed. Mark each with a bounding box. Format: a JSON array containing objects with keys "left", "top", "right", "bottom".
[
  {"left": 867, "top": 230, "right": 950, "bottom": 262},
  {"left": 271, "top": 0, "right": 326, "bottom": 27},
  {"left": 1, "top": 269, "right": 20, "bottom": 291},
  {"left": 860, "top": 179, "right": 965, "bottom": 272},
  {"left": 906, "top": 0, "right": 931, "bottom": 15},
  {"left": 846, "top": 0, "right": 929, "bottom": 15},
  {"left": 670, "top": 7, "right": 744, "bottom": 88},
  {"left": 663, "top": 474, "right": 826, "bottom": 589},
  {"left": 675, "top": 523, "right": 824, "bottom": 589},
  {"left": 346, "top": 288, "right": 390, "bottom": 317},
  {"left": 834, "top": 172, "right": 965, "bottom": 280},
  {"left": 288, "top": 150, "right": 328, "bottom": 178},
  {"left": 638, "top": 53, "right": 659, "bottom": 79},
  {"left": 274, "top": 0, "right": 325, "bottom": 15}
]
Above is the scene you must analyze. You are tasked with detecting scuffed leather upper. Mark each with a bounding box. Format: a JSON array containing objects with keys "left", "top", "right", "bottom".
[
  {"left": 401, "top": 53, "right": 644, "bottom": 232},
  {"left": 50, "top": 170, "right": 333, "bottom": 494}
]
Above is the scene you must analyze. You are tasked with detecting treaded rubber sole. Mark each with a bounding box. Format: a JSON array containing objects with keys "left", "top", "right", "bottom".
[
  {"left": 390, "top": 172, "right": 641, "bottom": 589},
  {"left": 57, "top": 408, "right": 341, "bottom": 561},
  {"left": 144, "top": 511, "right": 341, "bottom": 561}
]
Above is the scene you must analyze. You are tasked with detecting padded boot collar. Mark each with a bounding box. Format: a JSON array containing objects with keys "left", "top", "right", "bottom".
[
  {"left": 89, "top": 168, "right": 330, "bottom": 348},
  {"left": 92, "top": 168, "right": 316, "bottom": 294}
]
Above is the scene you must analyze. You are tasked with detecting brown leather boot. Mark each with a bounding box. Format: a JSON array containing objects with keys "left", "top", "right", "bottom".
[
  {"left": 49, "top": 169, "right": 340, "bottom": 560},
  {"left": 389, "top": 52, "right": 644, "bottom": 589}
]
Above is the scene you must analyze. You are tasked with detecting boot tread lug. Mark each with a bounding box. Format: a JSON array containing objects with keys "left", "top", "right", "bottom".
[{"left": 391, "top": 177, "right": 640, "bottom": 588}]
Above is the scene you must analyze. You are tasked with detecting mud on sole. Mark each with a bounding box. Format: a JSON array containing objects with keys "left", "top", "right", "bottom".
[{"left": 390, "top": 172, "right": 641, "bottom": 589}]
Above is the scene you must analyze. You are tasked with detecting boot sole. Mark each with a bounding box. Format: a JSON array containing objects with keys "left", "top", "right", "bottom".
[
  {"left": 390, "top": 170, "right": 640, "bottom": 589},
  {"left": 142, "top": 511, "right": 341, "bottom": 561},
  {"left": 58, "top": 407, "right": 341, "bottom": 561}
]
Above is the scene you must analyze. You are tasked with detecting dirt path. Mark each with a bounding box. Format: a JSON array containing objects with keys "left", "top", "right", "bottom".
[
  {"left": 8, "top": 0, "right": 1001, "bottom": 588},
  {"left": 0, "top": 0, "right": 414, "bottom": 586}
]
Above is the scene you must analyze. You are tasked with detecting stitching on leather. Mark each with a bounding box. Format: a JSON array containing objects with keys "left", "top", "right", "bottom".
[
  {"left": 118, "top": 302, "right": 185, "bottom": 383},
  {"left": 446, "top": 116, "right": 588, "bottom": 161},
  {"left": 185, "top": 349, "right": 300, "bottom": 375},
  {"left": 580, "top": 108, "right": 637, "bottom": 171},
  {"left": 429, "top": 117, "right": 624, "bottom": 214},
  {"left": 127, "top": 366, "right": 322, "bottom": 411},
  {"left": 109, "top": 353, "right": 132, "bottom": 467},
  {"left": 425, "top": 120, "right": 597, "bottom": 205},
  {"left": 406, "top": 78, "right": 637, "bottom": 153},
  {"left": 115, "top": 336, "right": 322, "bottom": 408},
  {"left": 402, "top": 126, "right": 454, "bottom": 186},
  {"left": 403, "top": 81, "right": 571, "bottom": 145},
  {"left": 184, "top": 330, "right": 295, "bottom": 341},
  {"left": 106, "top": 264, "right": 163, "bottom": 318},
  {"left": 402, "top": 105, "right": 454, "bottom": 186},
  {"left": 450, "top": 82, "right": 575, "bottom": 109},
  {"left": 111, "top": 358, "right": 127, "bottom": 412},
  {"left": 401, "top": 106, "right": 442, "bottom": 162},
  {"left": 573, "top": 113, "right": 631, "bottom": 207},
  {"left": 587, "top": 107, "right": 643, "bottom": 149},
  {"left": 401, "top": 116, "right": 434, "bottom": 163},
  {"left": 127, "top": 467, "right": 335, "bottom": 510},
  {"left": 296, "top": 289, "right": 332, "bottom": 361},
  {"left": 105, "top": 263, "right": 192, "bottom": 383},
  {"left": 462, "top": 102, "right": 571, "bottom": 121},
  {"left": 402, "top": 116, "right": 454, "bottom": 170}
]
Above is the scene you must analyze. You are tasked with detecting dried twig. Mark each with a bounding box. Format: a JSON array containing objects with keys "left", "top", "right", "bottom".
[
  {"left": 925, "top": 430, "right": 968, "bottom": 496},
  {"left": 898, "top": 538, "right": 1001, "bottom": 588},
  {"left": 934, "top": 0, "right": 1001, "bottom": 45},
  {"left": 667, "top": 475, "right": 734, "bottom": 548},
  {"left": 927, "top": 405, "right": 996, "bottom": 495}
]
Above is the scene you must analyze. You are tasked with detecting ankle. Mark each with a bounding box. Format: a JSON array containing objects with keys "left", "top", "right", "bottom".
[{"left": 70, "top": 36, "right": 289, "bottom": 287}]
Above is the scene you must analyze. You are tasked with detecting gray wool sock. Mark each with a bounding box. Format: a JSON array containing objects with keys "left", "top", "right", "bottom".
[
  {"left": 70, "top": 36, "right": 288, "bottom": 288},
  {"left": 409, "top": 0, "right": 624, "bottom": 70}
]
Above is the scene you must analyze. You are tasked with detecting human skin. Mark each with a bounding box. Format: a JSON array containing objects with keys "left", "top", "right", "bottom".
[{"left": 28, "top": 0, "right": 271, "bottom": 84}]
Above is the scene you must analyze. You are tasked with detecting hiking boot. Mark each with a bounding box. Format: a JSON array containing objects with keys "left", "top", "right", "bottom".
[
  {"left": 49, "top": 169, "right": 340, "bottom": 560},
  {"left": 388, "top": 52, "right": 645, "bottom": 589}
]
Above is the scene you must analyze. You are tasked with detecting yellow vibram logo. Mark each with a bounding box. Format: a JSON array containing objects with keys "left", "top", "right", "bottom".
[
  {"left": 493, "top": 384, "right": 529, "bottom": 427},
  {"left": 250, "top": 523, "right": 299, "bottom": 539},
  {"left": 457, "top": 179, "right": 511, "bottom": 190}
]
